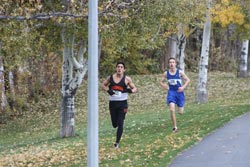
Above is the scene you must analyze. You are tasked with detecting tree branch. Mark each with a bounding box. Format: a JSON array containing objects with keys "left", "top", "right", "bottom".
[
  {"left": 0, "top": 12, "right": 88, "bottom": 20},
  {"left": 0, "top": 0, "right": 137, "bottom": 21}
]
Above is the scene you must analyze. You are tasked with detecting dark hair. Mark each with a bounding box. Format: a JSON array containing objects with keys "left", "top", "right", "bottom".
[
  {"left": 168, "top": 57, "right": 176, "bottom": 63},
  {"left": 116, "top": 61, "right": 126, "bottom": 69}
]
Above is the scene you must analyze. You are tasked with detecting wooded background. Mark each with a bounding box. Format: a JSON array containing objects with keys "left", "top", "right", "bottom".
[{"left": 0, "top": 0, "right": 249, "bottom": 124}]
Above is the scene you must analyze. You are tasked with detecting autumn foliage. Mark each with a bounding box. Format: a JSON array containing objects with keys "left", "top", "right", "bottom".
[{"left": 211, "top": 0, "right": 245, "bottom": 27}]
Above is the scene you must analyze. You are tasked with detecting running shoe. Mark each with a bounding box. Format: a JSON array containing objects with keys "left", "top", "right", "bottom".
[
  {"left": 172, "top": 127, "right": 178, "bottom": 133},
  {"left": 114, "top": 143, "right": 119, "bottom": 149}
]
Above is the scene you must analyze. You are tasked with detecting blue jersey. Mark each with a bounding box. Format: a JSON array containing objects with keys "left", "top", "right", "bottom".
[
  {"left": 166, "top": 69, "right": 185, "bottom": 107},
  {"left": 166, "top": 69, "right": 182, "bottom": 91}
]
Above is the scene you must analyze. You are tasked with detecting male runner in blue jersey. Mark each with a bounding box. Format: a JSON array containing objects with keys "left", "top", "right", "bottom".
[
  {"left": 102, "top": 62, "right": 137, "bottom": 148},
  {"left": 160, "top": 57, "right": 190, "bottom": 132}
]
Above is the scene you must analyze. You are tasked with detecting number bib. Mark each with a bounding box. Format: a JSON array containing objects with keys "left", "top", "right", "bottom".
[{"left": 113, "top": 90, "right": 122, "bottom": 97}]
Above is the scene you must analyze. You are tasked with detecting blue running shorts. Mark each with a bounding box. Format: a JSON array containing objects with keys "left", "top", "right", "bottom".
[{"left": 167, "top": 90, "right": 185, "bottom": 107}]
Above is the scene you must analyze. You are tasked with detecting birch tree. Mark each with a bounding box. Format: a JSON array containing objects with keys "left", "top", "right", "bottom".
[
  {"left": 210, "top": 0, "right": 248, "bottom": 75},
  {"left": 160, "top": 35, "right": 177, "bottom": 71},
  {"left": 170, "top": 34, "right": 178, "bottom": 59},
  {"left": 0, "top": 55, "right": 3, "bottom": 123},
  {"left": 196, "top": 0, "right": 212, "bottom": 103},
  {"left": 176, "top": 35, "right": 186, "bottom": 72},
  {"left": 0, "top": 1, "right": 89, "bottom": 136},
  {"left": 60, "top": 26, "right": 88, "bottom": 137},
  {"left": 176, "top": 24, "right": 186, "bottom": 72},
  {"left": 0, "top": 56, "right": 7, "bottom": 113},
  {"left": 238, "top": 40, "right": 249, "bottom": 77},
  {"left": 159, "top": 0, "right": 206, "bottom": 72},
  {"left": 248, "top": 42, "right": 250, "bottom": 77}
]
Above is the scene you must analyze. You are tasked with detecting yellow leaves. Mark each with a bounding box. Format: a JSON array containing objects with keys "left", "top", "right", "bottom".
[
  {"left": 160, "top": 18, "right": 165, "bottom": 25},
  {"left": 0, "top": 143, "right": 87, "bottom": 167},
  {"left": 211, "top": 1, "right": 245, "bottom": 27},
  {"left": 158, "top": 149, "right": 168, "bottom": 158},
  {"left": 221, "top": 0, "right": 230, "bottom": 5},
  {"left": 162, "top": 31, "right": 172, "bottom": 39},
  {"left": 243, "top": 23, "right": 250, "bottom": 29}
]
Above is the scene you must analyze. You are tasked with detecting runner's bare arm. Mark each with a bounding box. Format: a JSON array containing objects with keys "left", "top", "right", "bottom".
[
  {"left": 101, "top": 76, "right": 110, "bottom": 91},
  {"left": 179, "top": 71, "right": 190, "bottom": 90},
  {"left": 160, "top": 72, "right": 169, "bottom": 90},
  {"left": 126, "top": 76, "right": 137, "bottom": 93}
]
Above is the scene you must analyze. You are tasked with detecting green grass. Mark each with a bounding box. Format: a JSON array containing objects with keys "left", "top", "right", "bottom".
[{"left": 0, "top": 72, "right": 249, "bottom": 167}]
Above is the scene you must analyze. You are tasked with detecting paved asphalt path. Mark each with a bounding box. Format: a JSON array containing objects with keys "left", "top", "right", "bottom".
[{"left": 168, "top": 112, "right": 250, "bottom": 167}]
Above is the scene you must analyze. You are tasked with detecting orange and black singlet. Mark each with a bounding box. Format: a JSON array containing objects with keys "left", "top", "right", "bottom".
[{"left": 109, "top": 74, "right": 128, "bottom": 101}]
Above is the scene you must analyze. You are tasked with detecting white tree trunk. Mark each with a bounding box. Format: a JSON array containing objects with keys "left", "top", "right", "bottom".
[
  {"left": 176, "top": 34, "right": 186, "bottom": 72},
  {"left": 60, "top": 27, "right": 88, "bottom": 138},
  {"left": 170, "top": 34, "right": 177, "bottom": 58},
  {"left": 0, "top": 62, "right": 4, "bottom": 112},
  {"left": 0, "top": 56, "right": 7, "bottom": 113},
  {"left": 238, "top": 40, "right": 249, "bottom": 77},
  {"left": 176, "top": 23, "right": 186, "bottom": 72},
  {"left": 248, "top": 42, "right": 250, "bottom": 77},
  {"left": 161, "top": 35, "right": 177, "bottom": 71},
  {"left": 197, "top": 0, "right": 211, "bottom": 103},
  {"left": 0, "top": 57, "right": 3, "bottom": 124}
]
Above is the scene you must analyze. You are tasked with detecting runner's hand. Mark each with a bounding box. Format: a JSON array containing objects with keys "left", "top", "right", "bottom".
[
  {"left": 107, "top": 89, "right": 115, "bottom": 95},
  {"left": 123, "top": 88, "right": 133, "bottom": 93}
]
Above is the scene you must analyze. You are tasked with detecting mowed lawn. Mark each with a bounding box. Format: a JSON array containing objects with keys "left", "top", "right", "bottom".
[{"left": 0, "top": 72, "right": 249, "bottom": 167}]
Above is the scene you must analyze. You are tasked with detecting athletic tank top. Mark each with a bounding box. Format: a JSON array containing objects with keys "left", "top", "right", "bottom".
[
  {"left": 166, "top": 69, "right": 182, "bottom": 91},
  {"left": 109, "top": 74, "right": 128, "bottom": 101}
]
